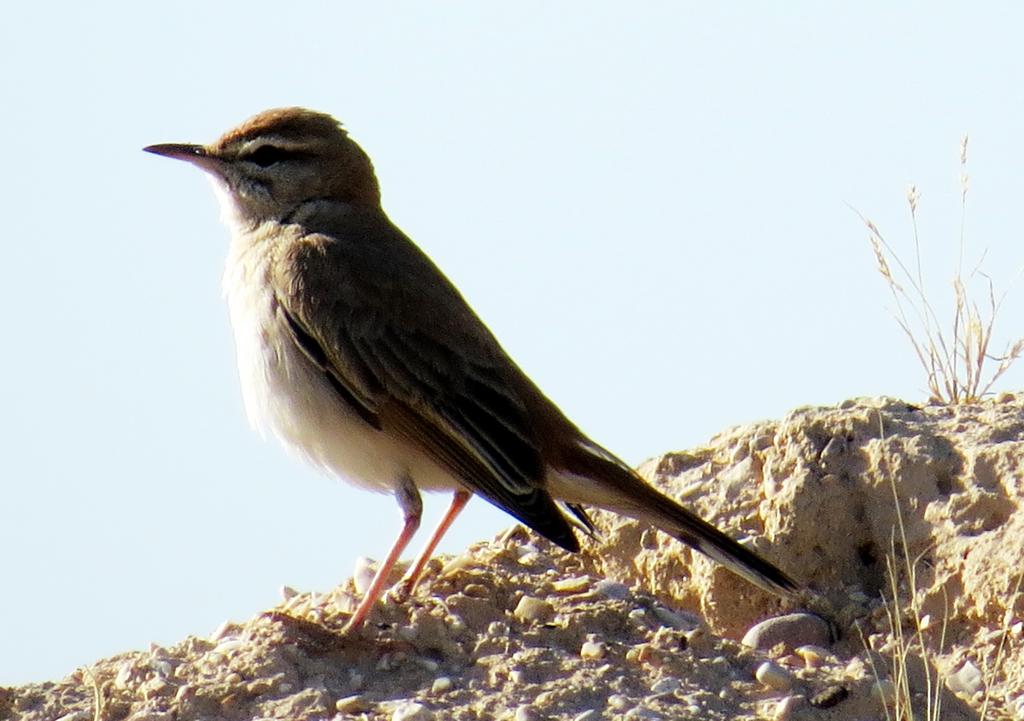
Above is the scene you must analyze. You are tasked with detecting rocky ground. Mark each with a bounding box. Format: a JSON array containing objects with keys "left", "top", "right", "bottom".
[{"left": 4, "top": 396, "right": 1023, "bottom": 721}]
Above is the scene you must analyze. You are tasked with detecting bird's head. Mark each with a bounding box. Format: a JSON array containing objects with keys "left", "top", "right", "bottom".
[{"left": 144, "top": 107, "right": 381, "bottom": 228}]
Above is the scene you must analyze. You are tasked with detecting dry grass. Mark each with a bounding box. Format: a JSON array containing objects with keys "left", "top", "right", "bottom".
[
  {"left": 858, "top": 438, "right": 948, "bottom": 721},
  {"left": 858, "top": 136, "right": 1024, "bottom": 404},
  {"left": 79, "top": 665, "right": 103, "bottom": 721}
]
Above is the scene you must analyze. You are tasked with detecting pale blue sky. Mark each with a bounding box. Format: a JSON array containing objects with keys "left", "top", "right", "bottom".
[{"left": 3, "top": 3, "right": 1023, "bottom": 684}]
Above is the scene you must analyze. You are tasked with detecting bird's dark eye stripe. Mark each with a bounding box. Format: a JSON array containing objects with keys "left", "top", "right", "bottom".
[{"left": 243, "top": 144, "right": 305, "bottom": 167}]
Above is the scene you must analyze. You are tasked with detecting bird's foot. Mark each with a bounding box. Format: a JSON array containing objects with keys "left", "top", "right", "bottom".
[{"left": 384, "top": 575, "right": 417, "bottom": 605}]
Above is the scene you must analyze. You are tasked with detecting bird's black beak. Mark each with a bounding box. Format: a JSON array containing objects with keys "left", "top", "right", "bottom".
[
  {"left": 143, "top": 143, "right": 225, "bottom": 175},
  {"left": 143, "top": 143, "right": 207, "bottom": 161}
]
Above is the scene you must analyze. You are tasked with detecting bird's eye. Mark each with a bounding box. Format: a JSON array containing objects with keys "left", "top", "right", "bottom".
[{"left": 245, "top": 145, "right": 293, "bottom": 168}]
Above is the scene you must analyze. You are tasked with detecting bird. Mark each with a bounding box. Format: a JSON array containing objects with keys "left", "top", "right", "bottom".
[{"left": 144, "top": 107, "right": 799, "bottom": 632}]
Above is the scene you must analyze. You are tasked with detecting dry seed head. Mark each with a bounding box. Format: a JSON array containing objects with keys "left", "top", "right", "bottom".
[
  {"left": 906, "top": 185, "right": 919, "bottom": 214},
  {"left": 991, "top": 338, "right": 1024, "bottom": 377},
  {"left": 960, "top": 135, "right": 969, "bottom": 166},
  {"left": 870, "top": 235, "right": 896, "bottom": 285}
]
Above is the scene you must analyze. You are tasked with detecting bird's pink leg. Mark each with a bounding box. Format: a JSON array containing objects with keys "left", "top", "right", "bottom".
[
  {"left": 343, "top": 480, "right": 422, "bottom": 633},
  {"left": 393, "top": 490, "right": 472, "bottom": 598}
]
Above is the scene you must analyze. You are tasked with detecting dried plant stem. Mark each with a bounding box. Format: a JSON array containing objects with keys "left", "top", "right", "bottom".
[{"left": 859, "top": 135, "right": 1024, "bottom": 404}]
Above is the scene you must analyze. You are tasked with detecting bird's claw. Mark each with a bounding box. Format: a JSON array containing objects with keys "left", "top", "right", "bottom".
[{"left": 385, "top": 577, "right": 415, "bottom": 605}]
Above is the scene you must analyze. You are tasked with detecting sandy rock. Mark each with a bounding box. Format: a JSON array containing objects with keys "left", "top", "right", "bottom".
[{"left": 741, "top": 613, "right": 832, "bottom": 651}]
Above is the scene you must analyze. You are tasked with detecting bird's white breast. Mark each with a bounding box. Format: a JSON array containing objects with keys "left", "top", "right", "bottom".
[{"left": 220, "top": 223, "right": 457, "bottom": 495}]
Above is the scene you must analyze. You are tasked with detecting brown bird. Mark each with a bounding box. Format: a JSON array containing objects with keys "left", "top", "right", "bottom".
[{"left": 144, "top": 108, "right": 799, "bottom": 631}]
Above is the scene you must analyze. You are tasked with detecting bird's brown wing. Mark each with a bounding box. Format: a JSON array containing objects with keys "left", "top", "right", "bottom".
[{"left": 271, "top": 208, "right": 580, "bottom": 551}]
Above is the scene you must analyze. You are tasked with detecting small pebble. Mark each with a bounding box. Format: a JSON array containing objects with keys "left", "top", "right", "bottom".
[
  {"left": 279, "top": 585, "right": 298, "bottom": 601},
  {"left": 947, "top": 659, "right": 983, "bottom": 696},
  {"left": 1010, "top": 621, "right": 1023, "bottom": 639},
  {"left": 772, "top": 695, "right": 800, "bottom": 720},
  {"left": 534, "top": 690, "right": 555, "bottom": 706},
  {"left": 336, "top": 695, "right": 369, "bottom": 713},
  {"left": 653, "top": 606, "right": 698, "bottom": 630},
  {"left": 594, "top": 580, "right": 630, "bottom": 599},
  {"left": 794, "top": 644, "right": 829, "bottom": 668},
  {"left": 208, "top": 620, "right": 238, "bottom": 642},
  {"left": 627, "top": 608, "right": 646, "bottom": 622},
  {"left": 573, "top": 712, "right": 599, "bottom": 721},
  {"left": 581, "top": 635, "right": 608, "bottom": 661},
  {"left": 149, "top": 658, "right": 173, "bottom": 678},
  {"left": 392, "top": 701, "right": 433, "bottom": 721},
  {"left": 742, "top": 613, "right": 831, "bottom": 651},
  {"left": 416, "top": 657, "right": 440, "bottom": 672},
  {"left": 551, "top": 576, "right": 591, "bottom": 594},
  {"left": 513, "top": 596, "right": 555, "bottom": 623},
  {"left": 756, "top": 661, "right": 794, "bottom": 691},
  {"left": 626, "top": 643, "right": 656, "bottom": 665},
  {"left": 683, "top": 628, "right": 710, "bottom": 654},
  {"left": 245, "top": 677, "right": 276, "bottom": 696},
  {"left": 431, "top": 676, "right": 453, "bottom": 694},
  {"left": 141, "top": 677, "right": 170, "bottom": 699},
  {"left": 608, "top": 694, "right": 630, "bottom": 710},
  {"left": 113, "top": 664, "right": 135, "bottom": 689},
  {"left": 487, "top": 621, "right": 511, "bottom": 636},
  {"left": 463, "top": 583, "right": 490, "bottom": 598},
  {"left": 650, "top": 677, "right": 679, "bottom": 695},
  {"left": 809, "top": 685, "right": 848, "bottom": 709}
]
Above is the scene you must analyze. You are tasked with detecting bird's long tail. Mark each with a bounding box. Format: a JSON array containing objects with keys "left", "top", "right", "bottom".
[{"left": 555, "top": 443, "right": 800, "bottom": 598}]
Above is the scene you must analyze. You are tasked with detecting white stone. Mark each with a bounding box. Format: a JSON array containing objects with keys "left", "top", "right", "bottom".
[
  {"left": 513, "top": 596, "right": 554, "bottom": 623},
  {"left": 755, "top": 661, "right": 794, "bottom": 691},
  {"left": 392, "top": 701, "right": 433, "bottom": 721},
  {"left": 947, "top": 660, "right": 983, "bottom": 697}
]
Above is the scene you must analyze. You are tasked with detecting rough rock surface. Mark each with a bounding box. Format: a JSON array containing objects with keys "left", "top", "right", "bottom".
[{"left": 4, "top": 396, "right": 1023, "bottom": 720}]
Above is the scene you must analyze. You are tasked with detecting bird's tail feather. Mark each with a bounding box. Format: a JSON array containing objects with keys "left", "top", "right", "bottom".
[{"left": 558, "top": 442, "right": 800, "bottom": 598}]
